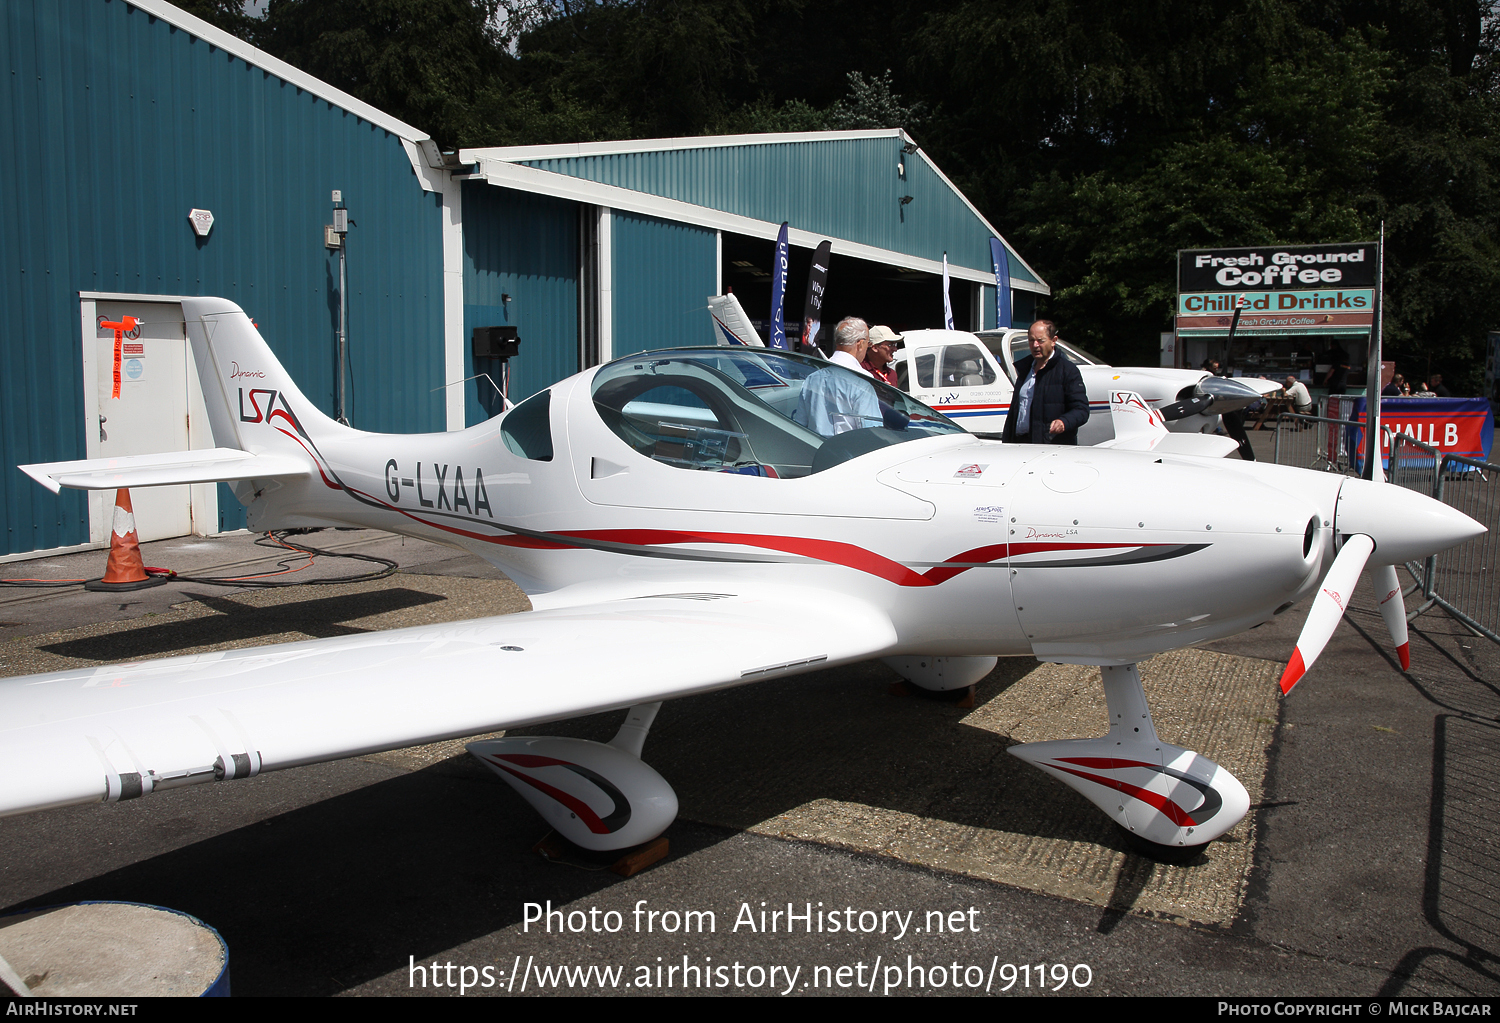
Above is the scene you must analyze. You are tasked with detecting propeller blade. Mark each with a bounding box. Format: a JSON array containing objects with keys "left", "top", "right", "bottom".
[
  {"left": 1280, "top": 533, "right": 1375, "bottom": 694},
  {"left": 1372, "top": 563, "right": 1411, "bottom": 670}
]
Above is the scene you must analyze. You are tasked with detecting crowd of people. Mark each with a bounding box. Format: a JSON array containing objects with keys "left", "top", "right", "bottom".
[
  {"left": 794, "top": 315, "right": 1460, "bottom": 460},
  {"left": 795, "top": 316, "right": 1091, "bottom": 445}
]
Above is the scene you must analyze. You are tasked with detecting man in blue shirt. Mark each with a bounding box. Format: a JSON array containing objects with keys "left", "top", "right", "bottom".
[
  {"left": 794, "top": 317, "right": 881, "bottom": 436},
  {"left": 1001, "top": 320, "right": 1090, "bottom": 444}
]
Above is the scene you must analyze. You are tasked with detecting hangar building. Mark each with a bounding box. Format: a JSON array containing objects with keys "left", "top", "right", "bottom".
[{"left": 1, "top": 0, "right": 1048, "bottom": 559}]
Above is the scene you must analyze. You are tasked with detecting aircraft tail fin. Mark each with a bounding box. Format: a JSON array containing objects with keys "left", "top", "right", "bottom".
[
  {"left": 1099, "top": 389, "right": 1240, "bottom": 457},
  {"left": 708, "top": 293, "right": 765, "bottom": 347},
  {"left": 182, "top": 297, "right": 350, "bottom": 455},
  {"left": 1099, "top": 390, "right": 1170, "bottom": 451},
  {"left": 20, "top": 299, "right": 337, "bottom": 499}
]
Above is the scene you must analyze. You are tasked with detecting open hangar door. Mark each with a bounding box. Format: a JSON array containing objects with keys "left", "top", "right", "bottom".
[{"left": 720, "top": 233, "right": 995, "bottom": 349}]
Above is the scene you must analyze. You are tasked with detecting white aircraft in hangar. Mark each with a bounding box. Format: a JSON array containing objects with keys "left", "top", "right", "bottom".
[
  {"left": 707, "top": 294, "right": 1280, "bottom": 444},
  {"left": 893, "top": 328, "right": 1280, "bottom": 443},
  {"left": 4, "top": 298, "right": 1482, "bottom": 857}
]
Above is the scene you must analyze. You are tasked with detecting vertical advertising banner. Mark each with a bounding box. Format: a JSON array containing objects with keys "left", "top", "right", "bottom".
[
  {"left": 801, "top": 240, "right": 832, "bottom": 353},
  {"left": 769, "top": 223, "right": 790, "bottom": 351},
  {"left": 1176, "top": 242, "right": 1378, "bottom": 339},
  {"left": 989, "top": 238, "right": 1011, "bottom": 330}
]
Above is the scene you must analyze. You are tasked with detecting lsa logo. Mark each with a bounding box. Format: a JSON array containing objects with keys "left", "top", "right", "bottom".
[{"left": 239, "top": 387, "right": 298, "bottom": 428}]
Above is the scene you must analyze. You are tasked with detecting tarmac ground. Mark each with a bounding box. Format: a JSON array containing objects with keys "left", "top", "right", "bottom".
[{"left": 1, "top": 428, "right": 1497, "bottom": 997}]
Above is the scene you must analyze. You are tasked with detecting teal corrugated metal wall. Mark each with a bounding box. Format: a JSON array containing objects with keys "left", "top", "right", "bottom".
[
  {"left": 461, "top": 182, "right": 579, "bottom": 420},
  {"left": 523, "top": 138, "right": 1037, "bottom": 286},
  {"left": 610, "top": 212, "right": 717, "bottom": 357},
  {"left": 1, "top": 0, "right": 444, "bottom": 553}
]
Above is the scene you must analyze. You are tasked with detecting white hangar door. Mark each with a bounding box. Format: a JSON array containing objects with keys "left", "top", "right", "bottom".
[{"left": 85, "top": 298, "right": 214, "bottom": 543}]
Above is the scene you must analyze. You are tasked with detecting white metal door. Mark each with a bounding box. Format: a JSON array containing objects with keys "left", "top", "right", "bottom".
[{"left": 92, "top": 300, "right": 193, "bottom": 541}]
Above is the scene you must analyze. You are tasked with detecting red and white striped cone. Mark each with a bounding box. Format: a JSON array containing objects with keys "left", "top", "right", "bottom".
[{"left": 84, "top": 489, "right": 169, "bottom": 592}]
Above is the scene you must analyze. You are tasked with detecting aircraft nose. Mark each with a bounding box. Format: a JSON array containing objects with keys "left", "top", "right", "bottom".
[{"left": 1334, "top": 476, "right": 1486, "bottom": 565}]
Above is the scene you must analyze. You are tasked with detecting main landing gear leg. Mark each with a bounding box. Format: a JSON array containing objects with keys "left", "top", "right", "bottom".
[
  {"left": 467, "top": 702, "right": 678, "bottom": 871},
  {"left": 1007, "top": 663, "right": 1250, "bottom": 851}
]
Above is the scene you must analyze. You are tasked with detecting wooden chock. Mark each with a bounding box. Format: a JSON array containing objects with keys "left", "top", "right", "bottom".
[
  {"left": 531, "top": 830, "right": 670, "bottom": 877},
  {"left": 610, "top": 836, "right": 669, "bottom": 878}
]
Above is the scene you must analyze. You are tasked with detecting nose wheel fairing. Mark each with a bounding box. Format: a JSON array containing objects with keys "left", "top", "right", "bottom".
[{"left": 1007, "top": 663, "right": 1250, "bottom": 847}]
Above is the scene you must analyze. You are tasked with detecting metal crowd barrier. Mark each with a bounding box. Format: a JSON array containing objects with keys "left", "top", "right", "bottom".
[
  {"left": 1271, "top": 412, "right": 1361, "bottom": 475},
  {"left": 1428, "top": 449, "right": 1497, "bottom": 643},
  {"left": 1273, "top": 412, "right": 1498, "bottom": 644},
  {"left": 1387, "top": 430, "right": 1445, "bottom": 617}
]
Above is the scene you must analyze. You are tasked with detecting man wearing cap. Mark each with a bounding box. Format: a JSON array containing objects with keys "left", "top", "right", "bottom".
[
  {"left": 862, "top": 326, "right": 901, "bottom": 386},
  {"left": 1001, "top": 319, "right": 1089, "bottom": 444}
]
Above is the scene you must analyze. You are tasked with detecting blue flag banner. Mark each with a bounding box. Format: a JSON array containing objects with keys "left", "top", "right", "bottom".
[
  {"left": 770, "top": 222, "right": 789, "bottom": 350},
  {"left": 990, "top": 237, "right": 1011, "bottom": 330}
]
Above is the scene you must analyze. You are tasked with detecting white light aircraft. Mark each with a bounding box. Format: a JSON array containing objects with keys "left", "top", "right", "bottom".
[
  {"left": 6, "top": 298, "right": 1482, "bottom": 855},
  {"left": 894, "top": 328, "right": 1280, "bottom": 443}
]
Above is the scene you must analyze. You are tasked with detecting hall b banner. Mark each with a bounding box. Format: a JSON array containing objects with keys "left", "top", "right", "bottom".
[
  {"left": 1176, "top": 241, "right": 1377, "bottom": 338},
  {"left": 1336, "top": 396, "right": 1495, "bottom": 474}
]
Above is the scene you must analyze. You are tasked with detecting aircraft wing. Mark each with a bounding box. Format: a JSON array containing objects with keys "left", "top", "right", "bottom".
[
  {"left": 0, "top": 591, "right": 895, "bottom": 818},
  {"left": 19, "top": 448, "right": 309, "bottom": 495}
]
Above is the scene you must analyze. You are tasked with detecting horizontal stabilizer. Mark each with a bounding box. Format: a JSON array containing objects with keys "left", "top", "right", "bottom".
[
  {"left": 1147, "top": 434, "right": 1241, "bottom": 457},
  {"left": 1099, "top": 390, "right": 1238, "bottom": 457},
  {"left": 19, "top": 448, "right": 309, "bottom": 494}
]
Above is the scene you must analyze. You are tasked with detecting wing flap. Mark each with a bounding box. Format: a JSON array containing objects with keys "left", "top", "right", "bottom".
[
  {"left": 19, "top": 448, "right": 308, "bottom": 494},
  {"left": 0, "top": 592, "right": 895, "bottom": 817}
]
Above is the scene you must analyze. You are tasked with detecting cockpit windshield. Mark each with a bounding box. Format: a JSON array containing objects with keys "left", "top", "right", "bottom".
[{"left": 592, "top": 348, "right": 965, "bottom": 478}]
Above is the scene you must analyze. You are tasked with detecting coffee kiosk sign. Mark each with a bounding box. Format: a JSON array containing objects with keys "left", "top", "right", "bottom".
[{"left": 1177, "top": 242, "right": 1377, "bottom": 337}]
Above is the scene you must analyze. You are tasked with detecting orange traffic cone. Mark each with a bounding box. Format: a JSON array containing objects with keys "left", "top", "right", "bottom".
[{"left": 85, "top": 489, "right": 169, "bottom": 592}]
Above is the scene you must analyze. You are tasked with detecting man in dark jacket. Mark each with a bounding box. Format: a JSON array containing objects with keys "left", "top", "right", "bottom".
[{"left": 1001, "top": 320, "right": 1090, "bottom": 444}]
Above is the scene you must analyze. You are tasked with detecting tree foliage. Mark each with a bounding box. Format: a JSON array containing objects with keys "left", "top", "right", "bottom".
[{"left": 189, "top": 0, "right": 1500, "bottom": 389}]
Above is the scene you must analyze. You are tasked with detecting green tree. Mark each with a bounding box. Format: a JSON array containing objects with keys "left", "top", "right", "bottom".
[
  {"left": 172, "top": 0, "right": 1500, "bottom": 389},
  {"left": 251, "top": 0, "right": 508, "bottom": 147},
  {"left": 912, "top": 0, "right": 1500, "bottom": 386}
]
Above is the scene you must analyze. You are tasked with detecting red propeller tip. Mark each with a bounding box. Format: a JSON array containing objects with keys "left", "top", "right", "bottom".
[
  {"left": 1279, "top": 648, "right": 1306, "bottom": 695},
  {"left": 1396, "top": 642, "right": 1410, "bottom": 671}
]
